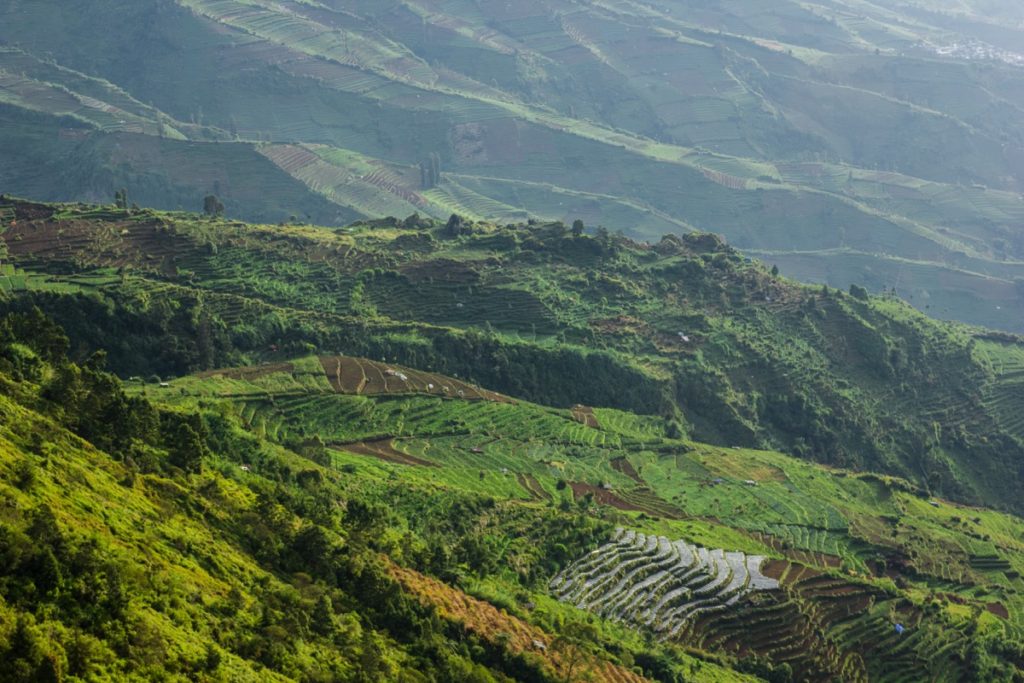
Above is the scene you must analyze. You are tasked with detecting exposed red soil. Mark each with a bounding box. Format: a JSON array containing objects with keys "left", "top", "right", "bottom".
[
  {"left": 570, "top": 404, "right": 600, "bottom": 428},
  {"left": 568, "top": 482, "right": 646, "bottom": 512},
  {"left": 610, "top": 456, "right": 643, "bottom": 484},
  {"left": 389, "top": 562, "right": 652, "bottom": 683},
  {"left": 761, "top": 559, "right": 792, "bottom": 581},
  {"left": 986, "top": 602, "right": 1009, "bottom": 619},
  {"left": 9, "top": 201, "right": 56, "bottom": 221},
  {"left": 336, "top": 439, "right": 437, "bottom": 467},
  {"left": 588, "top": 315, "right": 646, "bottom": 336}
]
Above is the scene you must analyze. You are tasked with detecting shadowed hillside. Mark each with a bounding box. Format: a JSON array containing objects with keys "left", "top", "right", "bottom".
[{"left": 2, "top": 1, "right": 1024, "bottom": 329}]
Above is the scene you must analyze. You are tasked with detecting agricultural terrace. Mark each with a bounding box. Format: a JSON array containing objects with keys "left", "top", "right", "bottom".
[
  {"left": 5, "top": 198, "right": 1024, "bottom": 518},
  {"left": 155, "top": 355, "right": 1024, "bottom": 681}
]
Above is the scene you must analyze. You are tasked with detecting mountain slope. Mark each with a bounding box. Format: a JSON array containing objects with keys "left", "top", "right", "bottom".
[
  {"left": 2, "top": 0, "right": 1024, "bottom": 329},
  {"left": 3, "top": 305, "right": 1022, "bottom": 681},
  {"left": 2, "top": 196, "right": 1023, "bottom": 517}
]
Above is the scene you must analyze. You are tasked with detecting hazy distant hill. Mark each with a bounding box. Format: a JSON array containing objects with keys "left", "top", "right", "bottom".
[{"left": 2, "top": 0, "right": 1024, "bottom": 330}]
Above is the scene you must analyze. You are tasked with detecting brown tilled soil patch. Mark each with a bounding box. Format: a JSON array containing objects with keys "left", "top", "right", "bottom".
[
  {"left": 610, "top": 457, "right": 643, "bottom": 484},
  {"left": 761, "top": 559, "right": 791, "bottom": 582},
  {"left": 569, "top": 482, "right": 645, "bottom": 512},
  {"left": 336, "top": 439, "right": 437, "bottom": 467},
  {"left": 389, "top": 562, "right": 651, "bottom": 683},
  {"left": 318, "top": 355, "right": 514, "bottom": 404},
  {"left": 11, "top": 201, "right": 56, "bottom": 221},
  {"left": 517, "top": 473, "right": 551, "bottom": 502},
  {"left": 570, "top": 404, "right": 600, "bottom": 428},
  {"left": 986, "top": 602, "right": 1009, "bottom": 619}
]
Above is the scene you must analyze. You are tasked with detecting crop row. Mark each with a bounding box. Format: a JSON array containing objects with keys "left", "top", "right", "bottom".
[{"left": 550, "top": 528, "right": 778, "bottom": 638}]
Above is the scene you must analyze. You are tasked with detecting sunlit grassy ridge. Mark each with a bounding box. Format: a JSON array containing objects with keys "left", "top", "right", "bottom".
[{"left": 3, "top": 196, "right": 1021, "bottom": 515}]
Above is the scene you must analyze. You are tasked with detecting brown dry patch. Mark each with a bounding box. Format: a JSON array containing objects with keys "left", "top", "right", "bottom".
[
  {"left": 9, "top": 200, "right": 56, "bottom": 221},
  {"left": 588, "top": 315, "right": 646, "bottom": 336},
  {"left": 610, "top": 457, "right": 643, "bottom": 484},
  {"left": 570, "top": 404, "right": 600, "bottom": 429},
  {"left": 318, "top": 355, "right": 514, "bottom": 404},
  {"left": 986, "top": 602, "right": 1009, "bottom": 620},
  {"left": 389, "top": 562, "right": 651, "bottom": 683},
  {"left": 761, "top": 559, "right": 793, "bottom": 582},
  {"left": 517, "top": 473, "right": 551, "bottom": 502},
  {"left": 704, "top": 453, "right": 787, "bottom": 483},
  {"left": 336, "top": 439, "right": 436, "bottom": 467},
  {"left": 1, "top": 206, "right": 192, "bottom": 274},
  {"left": 569, "top": 482, "right": 645, "bottom": 512}
]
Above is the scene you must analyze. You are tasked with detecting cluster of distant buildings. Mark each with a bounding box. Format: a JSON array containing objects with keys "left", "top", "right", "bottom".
[{"left": 916, "top": 39, "right": 1024, "bottom": 67}]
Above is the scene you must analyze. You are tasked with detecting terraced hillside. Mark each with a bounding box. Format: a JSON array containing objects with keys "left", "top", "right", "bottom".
[
  {"left": 1, "top": 278, "right": 1023, "bottom": 679},
  {"left": 3, "top": 197, "right": 1023, "bottom": 516},
  {"left": 550, "top": 529, "right": 780, "bottom": 636},
  {"left": 2, "top": 0, "right": 1024, "bottom": 329},
  {"left": 136, "top": 351, "right": 1024, "bottom": 681}
]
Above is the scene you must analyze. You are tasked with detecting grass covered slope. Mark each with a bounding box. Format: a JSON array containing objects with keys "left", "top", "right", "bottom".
[
  {"left": 2, "top": 197, "right": 1023, "bottom": 516},
  {"left": 1, "top": 311, "right": 708, "bottom": 683},
  {"left": 2, "top": 0, "right": 1024, "bottom": 329},
  {"left": 0, "top": 261, "right": 1022, "bottom": 679}
]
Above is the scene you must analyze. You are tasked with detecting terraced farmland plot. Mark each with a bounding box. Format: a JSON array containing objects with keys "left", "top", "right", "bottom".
[
  {"left": 551, "top": 528, "right": 779, "bottom": 639},
  {"left": 318, "top": 355, "right": 510, "bottom": 403},
  {"left": 976, "top": 339, "right": 1024, "bottom": 440}
]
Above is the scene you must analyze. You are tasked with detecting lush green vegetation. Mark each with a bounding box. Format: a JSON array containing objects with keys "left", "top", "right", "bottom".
[
  {"left": 3, "top": 197, "right": 1023, "bottom": 517},
  {"left": 2, "top": 1, "right": 1024, "bottom": 329},
  {"left": 1, "top": 300, "right": 1022, "bottom": 681}
]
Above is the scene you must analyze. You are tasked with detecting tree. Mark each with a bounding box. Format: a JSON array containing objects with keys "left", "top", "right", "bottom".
[
  {"left": 203, "top": 194, "right": 225, "bottom": 217},
  {"left": 114, "top": 188, "right": 129, "bottom": 210},
  {"left": 169, "top": 422, "right": 204, "bottom": 473},
  {"left": 771, "top": 264, "right": 779, "bottom": 277},
  {"left": 445, "top": 213, "right": 465, "bottom": 237},
  {"left": 311, "top": 595, "right": 336, "bottom": 637},
  {"left": 849, "top": 283, "right": 869, "bottom": 300},
  {"left": 552, "top": 621, "right": 597, "bottom": 683},
  {"left": 571, "top": 219, "right": 585, "bottom": 237}
]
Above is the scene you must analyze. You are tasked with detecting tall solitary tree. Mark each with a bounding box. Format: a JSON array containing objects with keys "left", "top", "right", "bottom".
[
  {"left": 203, "top": 194, "right": 225, "bottom": 217},
  {"left": 571, "top": 219, "right": 585, "bottom": 237}
]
